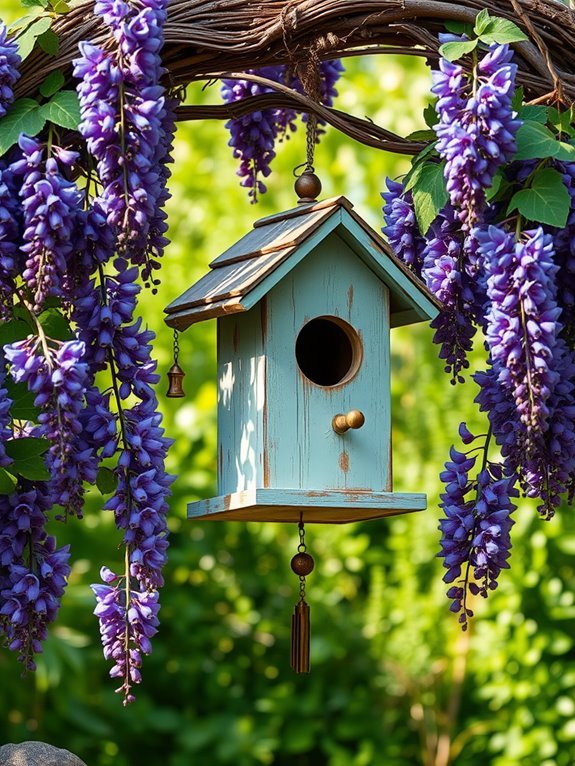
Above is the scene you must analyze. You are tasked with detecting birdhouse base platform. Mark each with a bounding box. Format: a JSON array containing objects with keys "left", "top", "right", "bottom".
[{"left": 187, "top": 489, "right": 426, "bottom": 524}]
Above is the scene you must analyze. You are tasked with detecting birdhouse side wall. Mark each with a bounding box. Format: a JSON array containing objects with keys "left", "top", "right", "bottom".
[
  {"left": 263, "top": 231, "right": 392, "bottom": 493},
  {"left": 216, "top": 307, "right": 266, "bottom": 495}
]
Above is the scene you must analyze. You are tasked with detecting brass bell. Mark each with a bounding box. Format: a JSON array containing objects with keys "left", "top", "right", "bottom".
[{"left": 166, "top": 363, "right": 186, "bottom": 398}]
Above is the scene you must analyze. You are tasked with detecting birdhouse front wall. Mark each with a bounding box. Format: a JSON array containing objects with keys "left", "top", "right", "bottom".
[{"left": 216, "top": 230, "right": 392, "bottom": 497}]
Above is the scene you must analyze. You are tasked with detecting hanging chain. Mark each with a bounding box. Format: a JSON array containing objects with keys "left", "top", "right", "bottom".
[
  {"left": 298, "top": 520, "right": 307, "bottom": 603},
  {"left": 173, "top": 329, "right": 180, "bottom": 365},
  {"left": 305, "top": 112, "right": 318, "bottom": 173}
]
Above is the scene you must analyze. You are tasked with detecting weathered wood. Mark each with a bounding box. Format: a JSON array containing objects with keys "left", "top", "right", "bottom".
[
  {"left": 264, "top": 230, "right": 393, "bottom": 492},
  {"left": 187, "top": 488, "right": 427, "bottom": 523}
]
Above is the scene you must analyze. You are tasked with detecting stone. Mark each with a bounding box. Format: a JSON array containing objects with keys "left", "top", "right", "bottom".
[{"left": 0, "top": 742, "right": 87, "bottom": 766}]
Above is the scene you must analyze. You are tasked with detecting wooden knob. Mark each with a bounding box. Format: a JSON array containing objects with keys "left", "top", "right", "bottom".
[{"left": 332, "top": 410, "right": 365, "bottom": 435}]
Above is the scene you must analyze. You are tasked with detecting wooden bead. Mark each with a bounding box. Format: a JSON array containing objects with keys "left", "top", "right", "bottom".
[
  {"left": 295, "top": 172, "right": 322, "bottom": 203},
  {"left": 291, "top": 552, "right": 315, "bottom": 576}
]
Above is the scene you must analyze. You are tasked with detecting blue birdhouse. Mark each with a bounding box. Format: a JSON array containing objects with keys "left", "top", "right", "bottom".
[{"left": 164, "top": 195, "right": 439, "bottom": 524}]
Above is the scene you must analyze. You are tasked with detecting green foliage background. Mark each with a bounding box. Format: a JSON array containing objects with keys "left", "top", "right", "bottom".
[{"left": 3, "top": 4, "right": 575, "bottom": 764}]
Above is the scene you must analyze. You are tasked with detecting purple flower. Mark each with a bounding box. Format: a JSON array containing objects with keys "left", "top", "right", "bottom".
[
  {"left": 4, "top": 337, "right": 92, "bottom": 519},
  {"left": 0, "top": 23, "right": 20, "bottom": 119},
  {"left": 0, "top": 162, "right": 22, "bottom": 319},
  {"left": 0, "top": 370, "right": 13, "bottom": 469},
  {"left": 0, "top": 486, "right": 70, "bottom": 669},
  {"left": 91, "top": 579, "right": 159, "bottom": 705},
  {"left": 73, "top": 0, "right": 173, "bottom": 278},
  {"left": 11, "top": 136, "right": 83, "bottom": 314},
  {"left": 381, "top": 178, "right": 425, "bottom": 276},
  {"left": 433, "top": 42, "right": 521, "bottom": 229},
  {"left": 438, "top": 442, "right": 517, "bottom": 630},
  {"left": 422, "top": 207, "right": 478, "bottom": 382},
  {"left": 479, "top": 225, "right": 561, "bottom": 437},
  {"left": 221, "top": 67, "right": 283, "bottom": 202}
]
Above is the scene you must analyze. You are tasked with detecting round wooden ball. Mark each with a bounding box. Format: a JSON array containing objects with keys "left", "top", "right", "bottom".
[
  {"left": 291, "top": 552, "right": 315, "bottom": 576},
  {"left": 295, "top": 172, "right": 322, "bottom": 201}
]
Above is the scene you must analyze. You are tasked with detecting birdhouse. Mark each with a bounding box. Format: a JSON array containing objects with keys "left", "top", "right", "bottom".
[{"left": 164, "top": 195, "right": 439, "bottom": 524}]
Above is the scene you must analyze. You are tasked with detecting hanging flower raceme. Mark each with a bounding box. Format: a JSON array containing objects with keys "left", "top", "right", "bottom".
[
  {"left": 421, "top": 207, "right": 478, "bottom": 383},
  {"left": 74, "top": 0, "right": 172, "bottom": 279},
  {"left": 0, "top": 162, "right": 21, "bottom": 320},
  {"left": 0, "top": 485, "right": 70, "bottom": 670},
  {"left": 4, "top": 336, "right": 93, "bottom": 518},
  {"left": 381, "top": 178, "right": 425, "bottom": 277},
  {"left": 11, "top": 137, "right": 83, "bottom": 314},
  {"left": 479, "top": 225, "right": 561, "bottom": 439},
  {"left": 0, "top": 22, "right": 20, "bottom": 119},
  {"left": 438, "top": 429, "right": 517, "bottom": 630},
  {"left": 433, "top": 41, "right": 520, "bottom": 230}
]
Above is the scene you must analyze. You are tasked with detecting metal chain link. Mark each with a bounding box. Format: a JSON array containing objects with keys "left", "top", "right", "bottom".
[
  {"left": 173, "top": 329, "right": 180, "bottom": 365},
  {"left": 297, "top": 520, "right": 307, "bottom": 603}
]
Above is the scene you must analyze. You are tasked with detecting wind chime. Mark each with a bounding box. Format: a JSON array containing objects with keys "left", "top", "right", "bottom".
[{"left": 164, "top": 58, "right": 439, "bottom": 673}]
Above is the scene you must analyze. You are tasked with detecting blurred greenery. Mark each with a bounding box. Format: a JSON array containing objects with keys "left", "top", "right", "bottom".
[{"left": 3, "top": 3, "right": 575, "bottom": 765}]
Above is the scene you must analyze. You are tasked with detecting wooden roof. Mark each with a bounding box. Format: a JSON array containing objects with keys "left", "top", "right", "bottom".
[{"left": 164, "top": 196, "right": 440, "bottom": 331}]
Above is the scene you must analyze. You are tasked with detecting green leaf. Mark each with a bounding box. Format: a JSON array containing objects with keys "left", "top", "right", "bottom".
[
  {"left": 5, "top": 437, "right": 51, "bottom": 481},
  {"left": 0, "top": 468, "right": 17, "bottom": 494},
  {"left": 474, "top": 8, "right": 491, "bottom": 35},
  {"left": 404, "top": 129, "right": 437, "bottom": 142},
  {"left": 507, "top": 167, "right": 570, "bottom": 227},
  {"left": 423, "top": 103, "right": 438, "bottom": 129},
  {"left": 555, "top": 141, "right": 575, "bottom": 161},
  {"left": 0, "top": 318, "right": 33, "bottom": 347},
  {"left": 96, "top": 467, "right": 118, "bottom": 495},
  {"left": 548, "top": 107, "right": 575, "bottom": 138},
  {"left": 444, "top": 20, "right": 473, "bottom": 36},
  {"left": 16, "top": 16, "right": 52, "bottom": 60},
  {"left": 0, "top": 98, "right": 46, "bottom": 156},
  {"left": 511, "top": 86, "right": 525, "bottom": 112},
  {"left": 38, "top": 308, "right": 74, "bottom": 341},
  {"left": 50, "top": 0, "right": 71, "bottom": 12},
  {"left": 486, "top": 169, "right": 504, "bottom": 201},
  {"left": 39, "top": 70, "right": 65, "bottom": 98},
  {"left": 37, "top": 29, "right": 60, "bottom": 56},
  {"left": 479, "top": 17, "right": 528, "bottom": 45},
  {"left": 514, "top": 121, "right": 561, "bottom": 161},
  {"left": 20, "top": 0, "right": 49, "bottom": 7},
  {"left": 40, "top": 90, "right": 81, "bottom": 130},
  {"left": 9, "top": 9, "right": 45, "bottom": 31},
  {"left": 409, "top": 162, "right": 448, "bottom": 235},
  {"left": 439, "top": 39, "right": 478, "bottom": 62},
  {"left": 4, "top": 379, "right": 40, "bottom": 422},
  {"left": 517, "top": 105, "right": 548, "bottom": 125}
]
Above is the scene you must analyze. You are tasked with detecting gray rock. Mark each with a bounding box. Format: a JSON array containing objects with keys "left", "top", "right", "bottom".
[{"left": 0, "top": 742, "right": 87, "bottom": 766}]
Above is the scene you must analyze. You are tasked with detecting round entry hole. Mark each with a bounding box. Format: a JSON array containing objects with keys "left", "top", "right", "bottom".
[{"left": 295, "top": 316, "right": 362, "bottom": 387}]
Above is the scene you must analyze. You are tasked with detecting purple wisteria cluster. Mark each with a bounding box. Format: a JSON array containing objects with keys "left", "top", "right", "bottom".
[
  {"left": 0, "top": 0, "right": 176, "bottom": 704},
  {"left": 0, "top": 22, "right": 20, "bottom": 119},
  {"left": 383, "top": 38, "right": 575, "bottom": 625},
  {"left": 74, "top": 0, "right": 173, "bottom": 283},
  {"left": 221, "top": 60, "right": 344, "bottom": 201},
  {"left": 432, "top": 40, "right": 520, "bottom": 230},
  {"left": 438, "top": 429, "right": 517, "bottom": 629}
]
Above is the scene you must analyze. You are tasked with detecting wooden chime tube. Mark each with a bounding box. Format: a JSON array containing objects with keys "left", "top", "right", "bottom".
[{"left": 290, "top": 600, "right": 310, "bottom": 673}]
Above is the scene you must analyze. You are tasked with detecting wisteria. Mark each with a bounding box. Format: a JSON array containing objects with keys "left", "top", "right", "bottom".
[
  {"left": 432, "top": 39, "right": 520, "bottom": 229},
  {"left": 0, "top": 22, "right": 20, "bottom": 119},
  {"left": 439, "top": 434, "right": 517, "bottom": 629},
  {"left": 381, "top": 179, "right": 424, "bottom": 276},
  {"left": 222, "top": 60, "right": 344, "bottom": 201},
  {"left": 0, "top": 0, "right": 176, "bottom": 704},
  {"left": 383, "top": 31, "right": 575, "bottom": 627}
]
